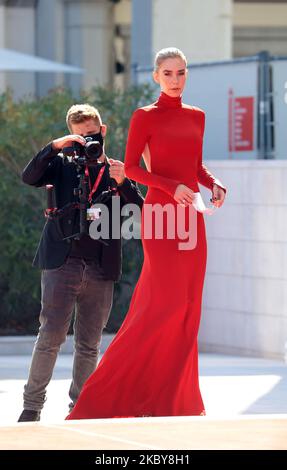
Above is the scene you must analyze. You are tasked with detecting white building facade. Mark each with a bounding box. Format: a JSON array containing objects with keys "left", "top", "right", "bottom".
[{"left": 1, "top": 0, "right": 287, "bottom": 98}]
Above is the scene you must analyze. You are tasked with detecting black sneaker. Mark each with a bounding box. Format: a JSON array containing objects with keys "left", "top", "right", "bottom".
[{"left": 18, "top": 409, "right": 41, "bottom": 422}]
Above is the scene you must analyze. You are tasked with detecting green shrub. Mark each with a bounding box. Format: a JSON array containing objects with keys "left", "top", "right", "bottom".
[{"left": 0, "top": 85, "right": 154, "bottom": 334}]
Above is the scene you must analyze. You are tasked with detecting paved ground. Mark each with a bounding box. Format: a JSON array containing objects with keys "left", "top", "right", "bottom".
[
  {"left": 0, "top": 351, "right": 286, "bottom": 425},
  {"left": 2, "top": 415, "right": 287, "bottom": 450}
]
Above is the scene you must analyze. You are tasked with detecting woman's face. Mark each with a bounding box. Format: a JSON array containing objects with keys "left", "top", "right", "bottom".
[{"left": 153, "top": 57, "right": 187, "bottom": 97}]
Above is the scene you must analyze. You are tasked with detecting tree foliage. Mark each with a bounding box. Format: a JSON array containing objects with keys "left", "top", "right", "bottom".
[{"left": 0, "top": 84, "right": 154, "bottom": 334}]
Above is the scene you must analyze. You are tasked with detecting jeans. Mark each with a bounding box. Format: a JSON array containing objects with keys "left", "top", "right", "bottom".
[{"left": 23, "top": 256, "right": 114, "bottom": 412}]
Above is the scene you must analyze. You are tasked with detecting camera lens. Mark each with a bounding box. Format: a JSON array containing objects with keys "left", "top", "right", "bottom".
[{"left": 85, "top": 141, "right": 103, "bottom": 160}]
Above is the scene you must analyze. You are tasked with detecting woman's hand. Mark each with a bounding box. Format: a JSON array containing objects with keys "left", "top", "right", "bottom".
[
  {"left": 211, "top": 184, "right": 226, "bottom": 208},
  {"left": 174, "top": 184, "right": 194, "bottom": 207}
]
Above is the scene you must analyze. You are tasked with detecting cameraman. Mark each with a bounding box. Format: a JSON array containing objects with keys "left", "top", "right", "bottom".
[{"left": 18, "top": 104, "right": 144, "bottom": 422}]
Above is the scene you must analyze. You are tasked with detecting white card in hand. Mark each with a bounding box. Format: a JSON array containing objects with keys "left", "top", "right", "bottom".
[{"left": 192, "top": 192, "right": 217, "bottom": 215}]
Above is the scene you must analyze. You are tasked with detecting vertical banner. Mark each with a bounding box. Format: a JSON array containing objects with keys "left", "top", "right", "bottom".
[{"left": 229, "top": 89, "right": 254, "bottom": 157}]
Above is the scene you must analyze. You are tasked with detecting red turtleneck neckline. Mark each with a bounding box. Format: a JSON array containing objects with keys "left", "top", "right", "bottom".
[{"left": 157, "top": 91, "right": 182, "bottom": 108}]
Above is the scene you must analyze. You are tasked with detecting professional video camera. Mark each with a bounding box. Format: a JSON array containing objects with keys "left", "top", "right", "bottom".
[{"left": 62, "top": 134, "right": 103, "bottom": 166}]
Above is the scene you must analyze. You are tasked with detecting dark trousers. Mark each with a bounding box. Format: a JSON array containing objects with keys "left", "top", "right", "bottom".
[{"left": 23, "top": 256, "right": 114, "bottom": 412}]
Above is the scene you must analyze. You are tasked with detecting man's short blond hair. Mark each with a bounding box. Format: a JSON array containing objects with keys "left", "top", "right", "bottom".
[{"left": 66, "top": 104, "right": 102, "bottom": 132}]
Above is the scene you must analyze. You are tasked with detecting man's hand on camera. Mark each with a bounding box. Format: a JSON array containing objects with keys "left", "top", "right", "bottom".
[
  {"left": 52, "top": 135, "right": 86, "bottom": 151},
  {"left": 108, "top": 158, "right": 126, "bottom": 185}
]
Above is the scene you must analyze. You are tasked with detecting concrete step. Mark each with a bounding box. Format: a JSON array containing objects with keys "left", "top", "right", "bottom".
[{"left": 0, "top": 334, "right": 115, "bottom": 356}]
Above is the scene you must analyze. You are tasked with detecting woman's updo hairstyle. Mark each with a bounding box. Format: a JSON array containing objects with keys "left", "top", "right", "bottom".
[{"left": 154, "top": 47, "right": 187, "bottom": 72}]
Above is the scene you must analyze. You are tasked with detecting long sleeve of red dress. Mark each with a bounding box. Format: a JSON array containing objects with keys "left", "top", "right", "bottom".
[
  {"left": 124, "top": 108, "right": 180, "bottom": 197},
  {"left": 196, "top": 113, "right": 226, "bottom": 192}
]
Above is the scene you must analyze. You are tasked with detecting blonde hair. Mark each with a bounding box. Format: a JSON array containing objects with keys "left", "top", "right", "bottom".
[
  {"left": 66, "top": 104, "right": 102, "bottom": 132},
  {"left": 154, "top": 47, "right": 187, "bottom": 72}
]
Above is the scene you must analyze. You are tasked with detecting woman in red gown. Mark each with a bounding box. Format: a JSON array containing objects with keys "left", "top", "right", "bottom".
[{"left": 67, "top": 47, "right": 226, "bottom": 420}]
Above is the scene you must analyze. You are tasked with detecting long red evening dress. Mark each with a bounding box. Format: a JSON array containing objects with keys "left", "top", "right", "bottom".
[{"left": 67, "top": 92, "right": 225, "bottom": 420}]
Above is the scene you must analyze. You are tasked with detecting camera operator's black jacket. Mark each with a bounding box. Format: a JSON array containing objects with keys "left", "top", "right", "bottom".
[{"left": 22, "top": 143, "right": 144, "bottom": 282}]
